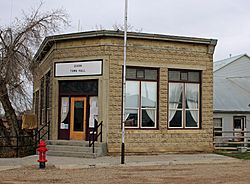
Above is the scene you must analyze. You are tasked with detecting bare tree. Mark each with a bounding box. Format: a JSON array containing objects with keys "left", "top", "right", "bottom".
[
  {"left": 0, "top": 2, "right": 69, "bottom": 138},
  {"left": 112, "top": 23, "right": 143, "bottom": 32},
  {"left": 91, "top": 23, "right": 143, "bottom": 32}
]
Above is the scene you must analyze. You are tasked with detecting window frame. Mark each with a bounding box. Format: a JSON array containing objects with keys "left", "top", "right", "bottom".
[
  {"left": 168, "top": 69, "right": 201, "bottom": 129},
  {"left": 233, "top": 116, "right": 246, "bottom": 130},
  {"left": 124, "top": 67, "right": 159, "bottom": 129},
  {"left": 39, "top": 77, "right": 45, "bottom": 125},
  {"left": 45, "top": 71, "right": 51, "bottom": 123},
  {"left": 213, "top": 118, "right": 223, "bottom": 137}
]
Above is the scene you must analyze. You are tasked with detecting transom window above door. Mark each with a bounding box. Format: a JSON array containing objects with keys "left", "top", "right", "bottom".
[
  {"left": 125, "top": 67, "right": 158, "bottom": 129},
  {"left": 168, "top": 69, "right": 201, "bottom": 129}
]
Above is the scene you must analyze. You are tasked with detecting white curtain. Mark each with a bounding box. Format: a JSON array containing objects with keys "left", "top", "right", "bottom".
[
  {"left": 60, "top": 97, "right": 69, "bottom": 123},
  {"left": 169, "top": 83, "right": 183, "bottom": 122},
  {"left": 145, "top": 109, "right": 155, "bottom": 122},
  {"left": 89, "top": 97, "right": 98, "bottom": 128},
  {"left": 186, "top": 84, "right": 199, "bottom": 123},
  {"left": 142, "top": 82, "right": 157, "bottom": 124}
]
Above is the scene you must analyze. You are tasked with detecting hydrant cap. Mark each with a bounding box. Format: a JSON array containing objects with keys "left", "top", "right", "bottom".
[{"left": 39, "top": 140, "right": 46, "bottom": 147}]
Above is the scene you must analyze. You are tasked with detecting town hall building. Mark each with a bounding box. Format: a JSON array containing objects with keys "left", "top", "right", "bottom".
[{"left": 32, "top": 30, "right": 217, "bottom": 154}]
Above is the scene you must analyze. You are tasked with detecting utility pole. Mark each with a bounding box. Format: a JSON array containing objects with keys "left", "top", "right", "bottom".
[{"left": 121, "top": 0, "right": 128, "bottom": 165}]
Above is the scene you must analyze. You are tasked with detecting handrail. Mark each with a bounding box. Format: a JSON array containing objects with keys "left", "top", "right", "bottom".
[
  {"left": 0, "top": 121, "right": 50, "bottom": 157},
  {"left": 34, "top": 121, "right": 50, "bottom": 148},
  {"left": 89, "top": 121, "right": 103, "bottom": 154}
]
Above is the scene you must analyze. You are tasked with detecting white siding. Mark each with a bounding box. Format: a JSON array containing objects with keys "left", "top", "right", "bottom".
[{"left": 214, "top": 113, "right": 250, "bottom": 142}]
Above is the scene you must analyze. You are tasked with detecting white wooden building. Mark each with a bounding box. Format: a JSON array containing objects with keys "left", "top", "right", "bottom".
[{"left": 213, "top": 54, "right": 250, "bottom": 145}]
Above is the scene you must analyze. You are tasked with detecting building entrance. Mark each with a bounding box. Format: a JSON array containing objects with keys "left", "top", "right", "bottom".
[{"left": 58, "top": 80, "right": 98, "bottom": 140}]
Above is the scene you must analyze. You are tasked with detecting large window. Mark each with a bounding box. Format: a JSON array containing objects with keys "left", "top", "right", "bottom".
[
  {"left": 168, "top": 69, "right": 201, "bottom": 128},
  {"left": 125, "top": 67, "right": 158, "bottom": 129}
]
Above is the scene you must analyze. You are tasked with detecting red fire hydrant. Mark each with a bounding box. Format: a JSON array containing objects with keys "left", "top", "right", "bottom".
[{"left": 37, "top": 140, "right": 48, "bottom": 169}]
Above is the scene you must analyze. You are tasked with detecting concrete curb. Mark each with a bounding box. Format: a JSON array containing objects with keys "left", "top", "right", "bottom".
[{"left": 0, "top": 154, "right": 241, "bottom": 170}]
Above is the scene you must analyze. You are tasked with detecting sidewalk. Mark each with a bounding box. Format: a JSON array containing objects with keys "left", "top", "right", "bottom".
[{"left": 0, "top": 153, "right": 240, "bottom": 171}]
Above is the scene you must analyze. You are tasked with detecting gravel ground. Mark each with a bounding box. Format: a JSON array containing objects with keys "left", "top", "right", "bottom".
[{"left": 0, "top": 161, "right": 249, "bottom": 184}]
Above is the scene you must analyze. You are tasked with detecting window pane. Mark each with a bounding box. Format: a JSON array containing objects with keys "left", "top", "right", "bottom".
[
  {"left": 234, "top": 119, "right": 242, "bottom": 129},
  {"left": 59, "top": 80, "right": 98, "bottom": 95},
  {"left": 141, "top": 82, "right": 157, "bottom": 108},
  {"left": 125, "top": 109, "right": 138, "bottom": 127},
  {"left": 126, "top": 81, "right": 139, "bottom": 107},
  {"left": 61, "top": 97, "right": 70, "bottom": 124},
  {"left": 186, "top": 110, "right": 198, "bottom": 127},
  {"left": 145, "top": 69, "right": 157, "bottom": 80},
  {"left": 169, "top": 110, "right": 182, "bottom": 127},
  {"left": 188, "top": 71, "right": 200, "bottom": 82},
  {"left": 136, "top": 69, "right": 145, "bottom": 79},
  {"left": 213, "top": 118, "right": 222, "bottom": 128},
  {"left": 126, "top": 68, "right": 137, "bottom": 79},
  {"left": 180, "top": 72, "right": 188, "bottom": 81},
  {"left": 185, "top": 83, "right": 199, "bottom": 110},
  {"left": 169, "top": 83, "right": 183, "bottom": 109},
  {"left": 213, "top": 118, "right": 222, "bottom": 136},
  {"left": 142, "top": 109, "right": 156, "bottom": 128},
  {"left": 74, "top": 101, "right": 84, "bottom": 131},
  {"left": 168, "top": 71, "right": 180, "bottom": 81}
]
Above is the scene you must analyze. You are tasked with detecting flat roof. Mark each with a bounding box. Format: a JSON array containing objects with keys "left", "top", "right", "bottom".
[{"left": 33, "top": 30, "right": 217, "bottom": 63}]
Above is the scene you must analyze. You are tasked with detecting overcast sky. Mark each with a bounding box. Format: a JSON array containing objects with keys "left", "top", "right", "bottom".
[{"left": 1, "top": 0, "right": 250, "bottom": 61}]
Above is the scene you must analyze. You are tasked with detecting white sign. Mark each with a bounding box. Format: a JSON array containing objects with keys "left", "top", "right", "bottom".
[{"left": 55, "top": 60, "right": 102, "bottom": 77}]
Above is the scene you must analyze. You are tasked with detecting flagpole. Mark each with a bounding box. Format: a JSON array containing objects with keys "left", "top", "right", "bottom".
[{"left": 121, "top": 0, "right": 128, "bottom": 164}]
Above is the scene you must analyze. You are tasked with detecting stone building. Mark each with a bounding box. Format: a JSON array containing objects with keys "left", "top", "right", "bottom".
[{"left": 32, "top": 30, "right": 217, "bottom": 154}]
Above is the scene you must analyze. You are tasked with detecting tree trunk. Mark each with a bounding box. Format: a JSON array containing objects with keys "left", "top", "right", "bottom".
[{"left": 0, "top": 84, "right": 19, "bottom": 137}]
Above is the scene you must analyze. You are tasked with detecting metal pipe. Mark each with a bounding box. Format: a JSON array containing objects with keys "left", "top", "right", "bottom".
[{"left": 121, "top": 0, "right": 128, "bottom": 165}]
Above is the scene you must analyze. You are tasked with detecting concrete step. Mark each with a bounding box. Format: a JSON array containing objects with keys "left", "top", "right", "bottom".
[
  {"left": 46, "top": 140, "right": 104, "bottom": 147},
  {"left": 45, "top": 140, "right": 107, "bottom": 158},
  {"left": 47, "top": 145, "right": 101, "bottom": 153},
  {"left": 47, "top": 150, "right": 97, "bottom": 158},
  {"left": 46, "top": 140, "right": 89, "bottom": 147}
]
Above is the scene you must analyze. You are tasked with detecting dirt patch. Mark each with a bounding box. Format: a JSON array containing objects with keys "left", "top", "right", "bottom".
[{"left": 0, "top": 161, "right": 249, "bottom": 183}]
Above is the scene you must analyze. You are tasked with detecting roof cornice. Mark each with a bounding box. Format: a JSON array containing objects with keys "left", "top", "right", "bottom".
[{"left": 33, "top": 30, "right": 217, "bottom": 63}]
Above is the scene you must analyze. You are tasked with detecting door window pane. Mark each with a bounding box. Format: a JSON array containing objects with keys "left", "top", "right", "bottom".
[
  {"left": 60, "top": 97, "right": 70, "bottom": 129},
  {"left": 74, "top": 101, "right": 84, "bottom": 131}
]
